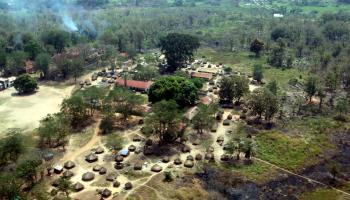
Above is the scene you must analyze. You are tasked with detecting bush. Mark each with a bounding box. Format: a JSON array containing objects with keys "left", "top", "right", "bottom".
[
  {"left": 163, "top": 171, "right": 173, "bottom": 182},
  {"left": 13, "top": 74, "right": 38, "bottom": 94},
  {"left": 99, "top": 115, "right": 114, "bottom": 135}
]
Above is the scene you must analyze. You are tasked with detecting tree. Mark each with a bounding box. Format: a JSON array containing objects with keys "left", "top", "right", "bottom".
[
  {"left": 226, "top": 136, "right": 245, "bottom": 160},
  {"left": 34, "top": 53, "right": 51, "bottom": 78},
  {"left": 133, "top": 66, "right": 159, "bottom": 81},
  {"left": 335, "top": 98, "right": 349, "bottom": 116},
  {"left": 0, "top": 174, "right": 22, "bottom": 200},
  {"left": 100, "top": 115, "right": 115, "bottom": 135},
  {"left": 106, "top": 87, "right": 144, "bottom": 122},
  {"left": 77, "top": 86, "right": 107, "bottom": 116},
  {"left": 316, "top": 85, "right": 326, "bottom": 110},
  {"left": 159, "top": 33, "right": 200, "bottom": 73},
  {"left": 325, "top": 71, "right": 339, "bottom": 107},
  {"left": 0, "top": 49, "right": 6, "bottom": 71},
  {"left": 7, "top": 51, "right": 27, "bottom": 75},
  {"left": 148, "top": 76, "right": 198, "bottom": 107},
  {"left": 13, "top": 74, "right": 38, "bottom": 94},
  {"left": 38, "top": 113, "right": 71, "bottom": 149},
  {"left": 16, "top": 158, "right": 42, "bottom": 188},
  {"left": 250, "top": 39, "right": 264, "bottom": 57},
  {"left": 252, "top": 64, "right": 263, "bottom": 83},
  {"left": 61, "top": 95, "right": 89, "bottom": 128},
  {"left": 192, "top": 103, "right": 217, "bottom": 134},
  {"left": 266, "top": 80, "right": 279, "bottom": 95},
  {"left": 219, "top": 75, "right": 249, "bottom": 104},
  {"left": 247, "top": 88, "right": 279, "bottom": 122},
  {"left": 0, "top": 130, "right": 25, "bottom": 165},
  {"left": 41, "top": 30, "right": 70, "bottom": 53},
  {"left": 69, "top": 58, "right": 84, "bottom": 83},
  {"left": 144, "top": 100, "right": 182, "bottom": 144},
  {"left": 56, "top": 177, "right": 73, "bottom": 198},
  {"left": 304, "top": 76, "right": 319, "bottom": 103},
  {"left": 24, "top": 40, "right": 42, "bottom": 60},
  {"left": 105, "top": 134, "right": 124, "bottom": 151}
]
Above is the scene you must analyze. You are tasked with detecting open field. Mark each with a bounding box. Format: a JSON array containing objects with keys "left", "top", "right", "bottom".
[{"left": 0, "top": 84, "right": 74, "bottom": 134}]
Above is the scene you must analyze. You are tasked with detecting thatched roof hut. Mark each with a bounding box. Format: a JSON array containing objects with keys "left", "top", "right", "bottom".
[
  {"left": 95, "top": 147, "right": 105, "bottom": 154},
  {"left": 128, "top": 145, "right": 136, "bottom": 152},
  {"left": 195, "top": 154, "right": 203, "bottom": 161},
  {"left": 227, "top": 114, "right": 233, "bottom": 120},
  {"left": 93, "top": 165, "right": 102, "bottom": 172},
  {"left": 85, "top": 153, "right": 98, "bottom": 163},
  {"left": 217, "top": 136, "right": 224, "bottom": 143},
  {"left": 182, "top": 146, "right": 191, "bottom": 153},
  {"left": 82, "top": 172, "right": 95, "bottom": 181},
  {"left": 64, "top": 161, "right": 75, "bottom": 169},
  {"left": 125, "top": 182, "right": 133, "bottom": 190},
  {"left": 52, "top": 179, "right": 60, "bottom": 187},
  {"left": 223, "top": 119, "right": 231, "bottom": 126},
  {"left": 113, "top": 181, "right": 120, "bottom": 188},
  {"left": 62, "top": 170, "right": 74, "bottom": 178},
  {"left": 115, "top": 155, "right": 124, "bottom": 163},
  {"left": 106, "top": 173, "right": 116, "bottom": 182},
  {"left": 99, "top": 167, "right": 107, "bottom": 175},
  {"left": 74, "top": 182, "right": 84, "bottom": 192},
  {"left": 114, "top": 163, "right": 124, "bottom": 170},
  {"left": 151, "top": 164, "right": 163, "bottom": 172},
  {"left": 102, "top": 189, "right": 112, "bottom": 198},
  {"left": 186, "top": 155, "right": 194, "bottom": 161},
  {"left": 134, "top": 162, "right": 143, "bottom": 170},
  {"left": 174, "top": 158, "right": 182, "bottom": 165},
  {"left": 184, "top": 160, "right": 194, "bottom": 168},
  {"left": 162, "top": 156, "right": 170, "bottom": 163},
  {"left": 205, "top": 152, "right": 214, "bottom": 160},
  {"left": 133, "top": 135, "right": 142, "bottom": 142}
]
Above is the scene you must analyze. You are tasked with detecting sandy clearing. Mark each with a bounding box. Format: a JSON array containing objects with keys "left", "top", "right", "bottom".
[{"left": 0, "top": 84, "right": 74, "bottom": 134}]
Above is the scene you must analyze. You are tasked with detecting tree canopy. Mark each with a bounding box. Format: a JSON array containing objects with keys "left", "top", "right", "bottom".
[{"left": 13, "top": 74, "right": 38, "bottom": 94}]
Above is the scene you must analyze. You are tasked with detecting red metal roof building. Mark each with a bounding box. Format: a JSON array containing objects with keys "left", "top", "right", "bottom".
[
  {"left": 115, "top": 79, "right": 154, "bottom": 91},
  {"left": 191, "top": 72, "right": 213, "bottom": 80}
]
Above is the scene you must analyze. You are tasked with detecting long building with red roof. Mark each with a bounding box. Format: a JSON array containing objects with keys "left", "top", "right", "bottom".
[{"left": 115, "top": 79, "right": 154, "bottom": 92}]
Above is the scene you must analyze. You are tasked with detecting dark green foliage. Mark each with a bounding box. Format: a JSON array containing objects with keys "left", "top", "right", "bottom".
[
  {"left": 163, "top": 171, "right": 173, "bottom": 182},
  {"left": 252, "top": 64, "right": 263, "bottom": 83},
  {"left": 133, "top": 66, "right": 159, "bottom": 81},
  {"left": 192, "top": 103, "right": 218, "bottom": 134},
  {"left": 41, "top": 30, "right": 70, "bottom": 53},
  {"left": 100, "top": 115, "right": 114, "bottom": 135},
  {"left": 24, "top": 40, "right": 42, "bottom": 60},
  {"left": 219, "top": 75, "right": 249, "bottom": 103},
  {"left": 34, "top": 53, "right": 51, "bottom": 78},
  {"left": 271, "top": 26, "right": 290, "bottom": 41},
  {"left": 148, "top": 76, "right": 198, "bottom": 107},
  {"left": 0, "top": 130, "right": 24, "bottom": 165},
  {"left": 0, "top": 174, "right": 21, "bottom": 200},
  {"left": 0, "top": 49, "right": 7, "bottom": 70},
  {"left": 247, "top": 88, "right": 279, "bottom": 122},
  {"left": 159, "top": 33, "right": 200, "bottom": 73},
  {"left": 16, "top": 158, "right": 42, "bottom": 187},
  {"left": 13, "top": 74, "right": 38, "bottom": 94},
  {"left": 266, "top": 80, "right": 279, "bottom": 96},
  {"left": 145, "top": 100, "right": 182, "bottom": 143},
  {"left": 250, "top": 39, "right": 264, "bottom": 57},
  {"left": 61, "top": 95, "right": 89, "bottom": 128},
  {"left": 304, "top": 76, "right": 319, "bottom": 102}
]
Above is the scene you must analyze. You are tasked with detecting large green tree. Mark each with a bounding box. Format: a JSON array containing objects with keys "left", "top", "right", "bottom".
[
  {"left": 247, "top": 88, "right": 279, "bottom": 122},
  {"left": 144, "top": 100, "right": 182, "bottom": 144},
  {"left": 13, "top": 74, "right": 38, "bottom": 94},
  {"left": 219, "top": 75, "right": 249, "bottom": 104},
  {"left": 148, "top": 76, "right": 198, "bottom": 107},
  {"left": 61, "top": 95, "right": 89, "bottom": 128},
  {"left": 192, "top": 103, "right": 218, "bottom": 134},
  {"left": 159, "top": 33, "right": 200, "bottom": 73},
  {"left": 34, "top": 53, "right": 51, "bottom": 78}
]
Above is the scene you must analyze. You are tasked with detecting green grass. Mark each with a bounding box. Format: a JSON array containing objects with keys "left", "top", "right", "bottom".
[
  {"left": 255, "top": 130, "right": 328, "bottom": 171},
  {"left": 300, "top": 188, "right": 350, "bottom": 200}
]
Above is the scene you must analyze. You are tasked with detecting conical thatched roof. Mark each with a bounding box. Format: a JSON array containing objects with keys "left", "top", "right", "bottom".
[
  {"left": 151, "top": 164, "right": 163, "bottom": 172},
  {"left": 95, "top": 147, "right": 104, "bottom": 154},
  {"left": 205, "top": 152, "right": 214, "bottom": 160},
  {"left": 186, "top": 155, "right": 194, "bottom": 161},
  {"left": 102, "top": 189, "right": 112, "bottom": 198},
  {"left": 182, "top": 146, "right": 191, "bottom": 153},
  {"left": 64, "top": 161, "right": 75, "bottom": 169},
  {"left": 99, "top": 167, "right": 107, "bottom": 175},
  {"left": 115, "top": 155, "right": 124, "bottom": 163},
  {"left": 125, "top": 182, "right": 133, "bottom": 190},
  {"left": 114, "top": 163, "right": 124, "bottom": 170},
  {"left": 223, "top": 119, "right": 230, "bottom": 126},
  {"left": 93, "top": 165, "right": 102, "bottom": 172},
  {"left": 162, "top": 156, "right": 170, "bottom": 163},
  {"left": 74, "top": 182, "right": 84, "bottom": 192},
  {"left": 217, "top": 136, "right": 224, "bottom": 142},
  {"left": 106, "top": 173, "right": 116, "bottom": 182},
  {"left": 195, "top": 154, "right": 203, "bottom": 161},
  {"left": 184, "top": 160, "right": 194, "bottom": 168},
  {"left": 62, "top": 170, "right": 74, "bottom": 178},
  {"left": 174, "top": 158, "right": 182, "bottom": 165},
  {"left": 82, "top": 172, "right": 95, "bottom": 181},
  {"left": 134, "top": 162, "right": 143, "bottom": 170},
  {"left": 128, "top": 145, "right": 136, "bottom": 152},
  {"left": 85, "top": 153, "right": 98, "bottom": 163},
  {"left": 133, "top": 135, "right": 142, "bottom": 142},
  {"left": 113, "top": 181, "right": 120, "bottom": 188},
  {"left": 52, "top": 179, "right": 60, "bottom": 187}
]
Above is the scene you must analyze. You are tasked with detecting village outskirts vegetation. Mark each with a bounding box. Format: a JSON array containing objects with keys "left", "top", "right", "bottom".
[{"left": 0, "top": 0, "right": 350, "bottom": 199}]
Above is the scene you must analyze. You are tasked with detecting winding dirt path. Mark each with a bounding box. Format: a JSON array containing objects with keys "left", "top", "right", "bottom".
[
  {"left": 60, "top": 119, "right": 102, "bottom": 164},
  {"left": 253, "top": 157, "right": 350, "bottom": 197}
]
